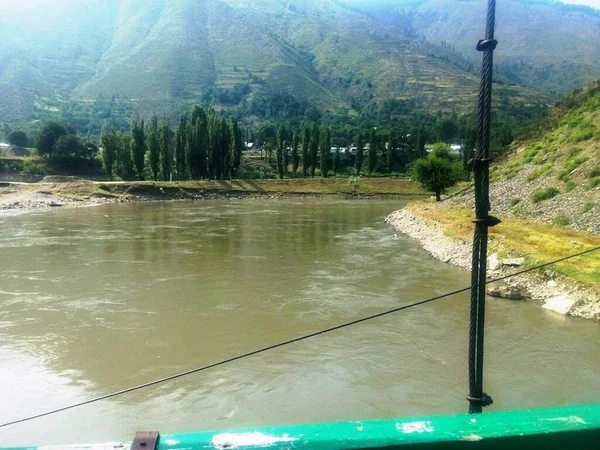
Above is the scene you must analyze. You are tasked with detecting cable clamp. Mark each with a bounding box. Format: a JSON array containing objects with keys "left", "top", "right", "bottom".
[
  {"left": 472, "top": 216, "right": 501, "bottom": 227},
  {"left": 476, "top": 39, "right": 498, "bottom": 52},
  {"left": 469, "top": 157, "right": 493, "bottom": 167},
  {"left": 466, "top": 393, "right": 494, "bottom": 407}
]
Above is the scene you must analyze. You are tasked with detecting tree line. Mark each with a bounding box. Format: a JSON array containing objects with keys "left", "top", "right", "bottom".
[
  {"left": 100, "top": 106, "right": 244, "bottom": 181},
  {"left": 253, "top": 122, "right": 428, "bottom": 179}
]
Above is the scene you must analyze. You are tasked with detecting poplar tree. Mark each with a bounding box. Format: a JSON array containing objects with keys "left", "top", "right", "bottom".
[
  {"left": 160, "top": 118, "right": 172, "bottom": 181},
  {"left": 301, "top": 124, "right": 310, "bottom": 177},
  {"left": 368, "top": 128, "right": 377, "bottom": 177},
  {"left": 175, "top": 114, "right": 188, "bottom": 179},
  {"left": 291, "top": 132, "right": 300, "bottom": 177},
  {"left": 130, "top": 118, "right": 147, "bottom": 180},
  {"left": 387, "top": 132, "right": 395, "bottom": 177},
  {"left": 355, "top": 132, "right": 364, "bottom": 176},
  {"left": 101, "top": 126, "right": 117, "bottom": 179},
  {"left": 231, "top": 119, "right": 243, "bottom": 179},
  {"left": 148, "top": 113, "right": 160, "bottom": 181},
  {"left": 319, "top": 127, "right": 331, "bottom": 178},
  {"left": 277, "top": 124, "right": 285, "bottom": 179},
  {"left": 309, "top": 124, "right": 319, "bottom": 178},
  {"left": 208, "top": 112, "right": 219, "bottom": 179},
  {"left": 221, "top": 118, "right": 231, "bottom": 179}
]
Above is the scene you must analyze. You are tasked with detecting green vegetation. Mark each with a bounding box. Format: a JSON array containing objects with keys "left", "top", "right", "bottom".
[
  {"left": 554, "top": 213, "right": 571, "bottom": 227},
  {"left": 583, "top": 202, "right": 595, "bottom": 213},
  {"left": 410, "top": 203, "right": 600, "bottom": 286},
  {"left": 412, "top": 143, "right": 463, "bottom": 202},
  {"left": 531, "top": 187, "right": 560, "bottom": 203},
  {"left": 510, "top": 198, "right": 521, "bottom": 207}
]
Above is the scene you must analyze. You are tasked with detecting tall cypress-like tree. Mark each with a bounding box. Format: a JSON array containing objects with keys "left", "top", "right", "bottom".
[
  {"left": 175, "top": 114, "right": 188, "bottom": 179},
  {"left": 355, "top": 132, "right": 364, "bottom": 176},
  {"left": 130, "top": 118, "right": 147, "bottom": 180},
  {"left": 160, "top": 118, "right": 172, "bottom": 181},
  {"left": 148, "top": 113, "right": 160, "bottom": 181},
  {"left": 115, "top": 132, "right": 134, "bottom": 179},
  {"left": 208, "top": 112, "right": 219, "bottom": 179},
  {"left": 277, "top": 124, "right": 285, "bottom": 179},
  {"left": 368, "top": 128, "right": 377, "bottom": 177},
  {"left": 309, "top": 124, "right": 319, "bottom": 178},
  {"left": 231, "top": 119, "right": 243, "bottom": 179},
  {"left": 197, "top": 110, "right": 209, "bottom": 179},
  {"left": 386, "top": 132, "right": 396, "bottom": 177},
  {"left": 319, "top": 127, "right": 331, "bottom": 178},
  {"left": 291, "top": 132, "right": 300, "bottom": 177},
  {"left": 221, "top": 118, "right": 231, "bottom": 180},
  {"left": 282, "top": 126, "right": 289, "bottom": 173},
  {"left": 301, "top": 124, "right": 310, "bottom": 177},
  {"left": 101, "top": 126, "right": 117, "bottom": 180}
]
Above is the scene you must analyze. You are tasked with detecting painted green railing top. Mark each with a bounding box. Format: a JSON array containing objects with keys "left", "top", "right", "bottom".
[{"left": 7, "top": 404, "right": 600, "bottom": 450}]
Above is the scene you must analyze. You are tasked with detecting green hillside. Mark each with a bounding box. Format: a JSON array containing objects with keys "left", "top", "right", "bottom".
[
  {"left": 452, "top": 81, "right": 600, "bottom": 233},
  {"left": 0, "top": 0, "right": 551, "bottom": 126}
]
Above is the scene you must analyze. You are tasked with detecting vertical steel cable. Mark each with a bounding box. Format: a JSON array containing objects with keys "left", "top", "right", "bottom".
[{"left": 468, "top": 0, "right": 499, "bottom": 414}]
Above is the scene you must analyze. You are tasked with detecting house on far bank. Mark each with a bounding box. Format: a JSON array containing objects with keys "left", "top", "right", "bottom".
[{"left": 450, "top": 144, "right": 462, "bottom": 153}]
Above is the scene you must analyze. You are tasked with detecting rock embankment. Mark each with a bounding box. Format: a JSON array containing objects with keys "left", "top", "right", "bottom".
[{"left": 386, "top": 208, "right": 600, "bottom": 320}]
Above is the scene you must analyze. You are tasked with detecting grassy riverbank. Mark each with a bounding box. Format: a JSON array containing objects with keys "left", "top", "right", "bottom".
[{"left": 407, "top": 203, "right": 600, "bottom": 287}]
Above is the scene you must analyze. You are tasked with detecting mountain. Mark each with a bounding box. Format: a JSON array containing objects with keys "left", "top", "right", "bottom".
[
  {"left": 1, "top": 0, "right": 595, "bottom": 126},
  {"left": 339, "top": 0, "right": 600, "bottom": 95}
]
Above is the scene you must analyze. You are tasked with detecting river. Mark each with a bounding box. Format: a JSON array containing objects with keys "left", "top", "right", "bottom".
[{"left": 0, "top": 199, "right": 598, "bottom": 446}]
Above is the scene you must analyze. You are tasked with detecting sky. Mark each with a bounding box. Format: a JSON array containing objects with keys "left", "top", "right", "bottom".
[
  {"left": 562, "top": 0, "right": 600, "bottom": 8},
  {"left": 0, "top": 0, "right": 598, "bottom": 11}
]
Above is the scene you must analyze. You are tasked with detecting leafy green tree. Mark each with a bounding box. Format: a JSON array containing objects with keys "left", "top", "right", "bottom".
[
  {"left": 148, "top": 113, "right": 160, "bottom": 180},
  {"left": 36, "top": 122, "right": 74, "bottom": 156},
  {"left": 291, "top": 132, "right": 300, "bottom": 177},
  {"left": 208, "top": 112, "right": 219, "bottom": 179},
  {"left": 101, "top": 127, "right": 118, "bottom": 179},
  {"left": 175, "top": 114, "right": 188, "bottom": 179},
  {"left": 386, "top": 132, "right": 396, "bottom": 177},
  {"left": 130, "top": 119, "right": 147, "bottom": 180},
  {"left": 221, "top": 118, "right": 231, "bottom": 179},
  {"left": 231, "top": 119, "right": 243, "bottom": 179},
  {"left": 368, "top": 128, "right": 377, "bottom": 176},
  {"left": 355, "top": 132, "right": 364, "bottom": 175},
  {"left": 277, "top": 124, "right": 285, "bottom": 179},
  {"left": 115, "top": 132, "right": 134, "bottom": 179},
  {"left": 301, "top": 124, "right": 310, "bottom": 177},
  {"left": 319, "top": 127, "right": 331, "bottom": 178},
  {"left": 309, "top": 124, "right": 319, "bottom": 177},
  {"left": 8, "top": 131, "right": 27, "bottom": 148},
  {"left": 160, "top": 119, "right": 172, "bottom": 181},
  {"left": 412, "top": 143, "right": 462, "bottom": 201}
]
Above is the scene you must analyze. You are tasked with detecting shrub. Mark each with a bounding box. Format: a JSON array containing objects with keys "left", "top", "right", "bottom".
[
  {"left": 510, "top": 198, "right": 521, "bottom": 207},
  {"left": 21, "top": 156, "right": 48, "bottom": 175},
  {"left": 531, "top": 186, "right": 559, "bottom": 203},
  {"left": 554, "top": 213, "right": 571, "bottom": 226},
  {"left": 583, "top": 202, "right": 595, "bottom": 213},
  {"left": 565, "top": 180, "right": 576, "bottom": 192},
  {"left": 586, "top": 177, "right": 600, "bottom": 190}
]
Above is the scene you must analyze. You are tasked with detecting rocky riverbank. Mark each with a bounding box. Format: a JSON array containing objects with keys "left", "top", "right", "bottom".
[{"left": 386, "top": 207, "right": 600, "bottom": 321}]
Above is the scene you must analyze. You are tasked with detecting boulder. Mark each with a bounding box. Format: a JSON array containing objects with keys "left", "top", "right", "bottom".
[
  {"left": 486, "top": 285, "right": 523, "bottom": 300},
  {"left": 542, "top": 295, "right": 577, "bottom": 315},
  {"left": 488, "top": 253, "right": 501, "bottom": 270},
  {"left": 502, "top": 258, "right": 525, "bottom": 267}
]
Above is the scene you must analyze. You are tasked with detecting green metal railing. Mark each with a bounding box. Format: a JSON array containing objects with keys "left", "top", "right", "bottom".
[{"left": 7, "top": 403, "right": 600, "bottom": 450}]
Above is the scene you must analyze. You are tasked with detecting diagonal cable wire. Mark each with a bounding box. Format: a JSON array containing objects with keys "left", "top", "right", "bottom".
[{"left": 1, "top": 245, "right": 598, "bottom": 429}]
